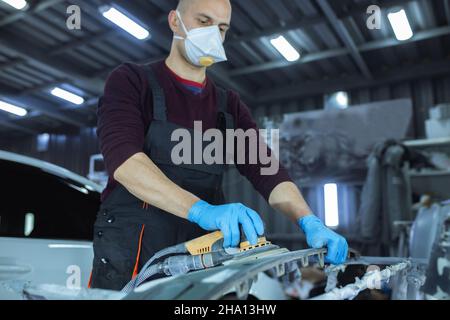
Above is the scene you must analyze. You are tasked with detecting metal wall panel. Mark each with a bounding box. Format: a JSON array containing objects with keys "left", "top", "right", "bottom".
[{"left": 0, "top": 127, "right": 98, "bottom": 177}]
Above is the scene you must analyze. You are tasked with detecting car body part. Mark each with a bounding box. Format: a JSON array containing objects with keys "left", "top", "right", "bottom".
[
  {"left": 312, "top": 261, "right": 410, "bottom": 300},
  {"left": 22, "top": 283, "right": 123, "bottom": 300},
  {"left": 324, "top": 264, "right": 347, "bottom": 292},
  {"left": 122, "top": 229, "right": 273, "bottom": 294},
  {"left": 123, "top": 247, "right": 327, "bottom": 300},
  {"left": 422, "top": 206, "right": 450, "bottom": 299},
  {"left": 409, "top": 203, "right": 443, "bottom": 260}
]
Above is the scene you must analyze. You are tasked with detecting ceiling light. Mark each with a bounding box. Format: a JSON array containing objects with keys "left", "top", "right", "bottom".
[
  {"left": 24, "top": 213, "right": 35, "bottom": 237},
  {"left": 50, "top": 87, "right": 84, "bottom": 105},
  {"left": 388, "top": 9, "right": 413, "bottom": 41},
  {"left": 335, "top": 91, "right": 349, "bottom": 108},
  {"left": 325, "top": 91, "right": 349, "bottom": 110},
  {"left": 270, "top": 36, "right": 301, "bottom": 62},
  {"left": 1, "top": 0, "right": 28, "bottom": 10},
  {"left": 100, "top": 6, "right": 150, "bottom": 40},
  {"left": 324, "top": 183, "right": 339, "bottom": 228},
  {"left": 0, "top": 100, "right": 27, "bottom": 117}
]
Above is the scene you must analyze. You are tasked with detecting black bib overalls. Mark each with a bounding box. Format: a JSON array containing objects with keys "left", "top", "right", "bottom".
[{"left": 89, "top": 65, "right": 234, "bottom": 291}]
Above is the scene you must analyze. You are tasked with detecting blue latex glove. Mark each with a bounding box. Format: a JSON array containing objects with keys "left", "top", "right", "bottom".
[
  {"left": 298, "top": 214, "right": 348, "bottom": 264},
  {"left": 188, "top": 200, "right": 264, "bottom": 248}
]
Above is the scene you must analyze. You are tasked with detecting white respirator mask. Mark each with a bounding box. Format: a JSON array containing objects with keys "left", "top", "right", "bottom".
[{"left": 173, "top": 10, "right": 227, "bottom": 67}]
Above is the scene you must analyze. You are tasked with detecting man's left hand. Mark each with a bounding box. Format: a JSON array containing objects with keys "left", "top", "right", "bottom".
[{"left": 298, "top": 214, "right": 348, "bottom": 264}]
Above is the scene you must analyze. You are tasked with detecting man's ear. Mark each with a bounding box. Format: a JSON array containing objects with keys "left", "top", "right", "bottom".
[{"left": 168, "top": 10, "right": 178, "bottom": 33}]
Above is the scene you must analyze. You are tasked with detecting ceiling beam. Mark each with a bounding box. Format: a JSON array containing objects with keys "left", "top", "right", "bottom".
[
  {"left": 330, "top": 0, "right": 415, "bottom": 19},
  {"left": 229, "top": 25, "right": 450, "bottom": 76},
  {"left": 444, "top": 0, "right": 450, "bottom": 24},
  {"left": 16, "top": 97, "right": 87, "bottom": 127},
  {"left": 1, "top": 31, "right": 105, "bottom": 95},
  {"left": 229, "top": 48, "right": 348, "bottom": 76},
  {"left": 0, "top": 78, "right": 68, "bottom": 97},
  {"left": 0, "top": 75, "right": 98, "bottom": 118},
  {"left": 0, "top": 87, "right": 89, "bottom": 128},
  {"left": 40, "top": 0, "right": 415, "bottom": 57},
  {"left": 0, "top": 58, "right": 26, "bottom": 72},
  {"left": 0, "top": 95, "right": 98, "bottom": 135},
  {"left": 256, "top": 58, "right": 450, "bottom": 104},
  {"left": 227, "top": 0, "right": 415, "bottom": 45},
  {"left": 0, "top": 116, "right": 39, "bottom": 135},
  {"left": 53, "top": 0, "right": 170, "bottom": 53},
  {"left": 316, "top": 0, "right": 372, "bottom": 79},
  {"left": 10, "top": 0, "right": 414, "bottom": 58},
  {"left": 0, "top": 0, "right": 65, "bottom": 28},
  {"left": 226, "top": 16, "right": 324, "bottom": 46},
  {"left": 50, "top": 30, "right": 116, "bottom": 56},
  {"left": 359, "top": 25, "right": 450, "bottom": 50}
]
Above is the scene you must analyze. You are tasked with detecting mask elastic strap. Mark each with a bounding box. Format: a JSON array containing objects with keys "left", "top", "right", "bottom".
[{"left": 174, "top": 10, "right": 189, "bottom": 40}]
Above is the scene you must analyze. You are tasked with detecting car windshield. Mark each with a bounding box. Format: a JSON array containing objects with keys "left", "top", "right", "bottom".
[{"left": 0, "top": 159, "right": 100, "bottom": 241}]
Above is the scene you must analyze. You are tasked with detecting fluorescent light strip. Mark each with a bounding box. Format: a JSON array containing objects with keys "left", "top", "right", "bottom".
[
  {"left": 1, "top": 0, "right": 27, "bottom": 10},
  {"left": 100, "top": 6, "right": 150, "bottom": 40},
  {"left": 335, "top": 91, "right": 349, "bottom": 107},
  {"left": 0, "top": 100, "right": 27, "bottom": 116},
  {"left": 270, "top": 35, "right": 301, "bottom": 62},
  {"left": 324, "top": 183, "right": 339, "bottom": 228},
  {"left": 51, "top": 87, "right": 84, "bottom": 105},
  {"left": 24, "top": 213, "right": 35, "bottom": 237},
  {"left": 388, "top": 9, "right": 413, "bottom": 41}
]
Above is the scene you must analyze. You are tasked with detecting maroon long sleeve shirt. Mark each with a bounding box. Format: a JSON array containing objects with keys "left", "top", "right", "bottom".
[{"left": 97, "top": 60, "right": 292, "bottom": 202}]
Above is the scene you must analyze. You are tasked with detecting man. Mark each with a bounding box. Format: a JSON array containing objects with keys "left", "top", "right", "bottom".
[{"left": 90, "top": 0, "right": 348, "bottom": 291}]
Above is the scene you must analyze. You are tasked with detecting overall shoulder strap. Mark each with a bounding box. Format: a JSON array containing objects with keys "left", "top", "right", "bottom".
[
  {"left": 143, "top": 64, "right": 167, "bottom": 121},
  {"left": 216, "top": 86, "right": 228, "bottom": 114},
  {"left": 216, "top": 86, "right": 234, "bottom": 130}
]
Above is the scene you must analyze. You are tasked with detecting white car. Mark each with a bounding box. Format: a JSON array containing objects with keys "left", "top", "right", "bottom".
[{"left": 0, "top": 150, "right": 102, "bottom": 299}]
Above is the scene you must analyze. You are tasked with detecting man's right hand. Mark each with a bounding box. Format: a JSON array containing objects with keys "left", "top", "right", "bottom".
[{"left": 187, "top": 200, "right": 265, "bottom": 248}]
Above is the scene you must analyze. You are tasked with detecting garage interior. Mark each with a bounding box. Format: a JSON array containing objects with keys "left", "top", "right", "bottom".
[{"left": 0, "top": 0, "right": 449, "bottom": 300}]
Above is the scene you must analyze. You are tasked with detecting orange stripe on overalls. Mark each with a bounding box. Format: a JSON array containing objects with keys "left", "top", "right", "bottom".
[
  {"left": 131, "top": 225, "right": 146, "bottom": 279},
  {"left": 87, "top": 270, "right": 93, "bottom": 288}
]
